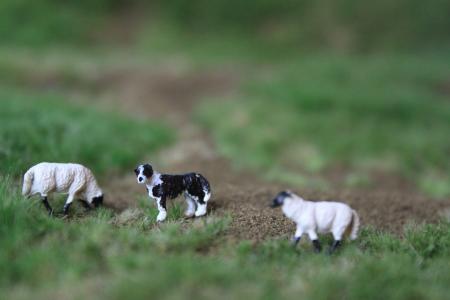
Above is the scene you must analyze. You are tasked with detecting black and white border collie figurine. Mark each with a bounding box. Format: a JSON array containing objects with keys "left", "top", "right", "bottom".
[{"left": 134, "top": 163, "right": 211, "bottom": 222}]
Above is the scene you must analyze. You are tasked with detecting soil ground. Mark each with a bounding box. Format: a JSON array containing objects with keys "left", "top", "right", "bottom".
[{"left": 66, "top": 66, "right": 449, "bottom": 242}]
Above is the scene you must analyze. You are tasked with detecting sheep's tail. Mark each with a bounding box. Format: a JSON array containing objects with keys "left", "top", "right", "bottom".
[
  {"left": 22, "top": 170, "right": 34, "bottom": 197},
  {"left": 349, "top": 210, "right": 360, "bottom": 240}
]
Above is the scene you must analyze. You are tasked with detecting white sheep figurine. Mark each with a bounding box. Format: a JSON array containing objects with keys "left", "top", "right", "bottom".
[
  {"left": 271, "top": 191, "right": 360, "bottom": 254},
  {"left": 22, "top": 162, "right": 104, "bottom": 216}
]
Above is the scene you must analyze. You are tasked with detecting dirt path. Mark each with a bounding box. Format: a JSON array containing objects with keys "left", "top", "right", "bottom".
[{"left": 78, "top": 66, "right": 449, "bottom": 241}]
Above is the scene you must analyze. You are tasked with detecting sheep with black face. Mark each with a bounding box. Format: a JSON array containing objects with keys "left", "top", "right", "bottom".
[
  {"left": 271, "top": 191, "right": 360, "bottom": 254},
  {"left": 22, "top": 162, "right": 104, "bottom": 216}
]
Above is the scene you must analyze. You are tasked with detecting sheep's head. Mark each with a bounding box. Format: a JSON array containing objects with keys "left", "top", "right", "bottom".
[
  {"left": 271, "top": 191, "right": 292, "bottom": 208},
  {"left": 92, "top": 194, "right": 104, "bottom": 208},
  {"left": 134, "top": 163, "right": 153, "bottom": 184}
]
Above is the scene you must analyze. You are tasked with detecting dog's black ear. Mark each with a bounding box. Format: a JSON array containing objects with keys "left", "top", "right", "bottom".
[{"left": 142, "top": 164, "right": 154, "bottom": 178}]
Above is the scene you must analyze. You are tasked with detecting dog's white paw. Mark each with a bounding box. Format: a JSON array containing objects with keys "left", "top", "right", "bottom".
[
  {"left": 156, "top": 212, "right": 167, "bottom": 222},
  {"left": 194, "top": 205, "right": 207, "bottom": 217}
]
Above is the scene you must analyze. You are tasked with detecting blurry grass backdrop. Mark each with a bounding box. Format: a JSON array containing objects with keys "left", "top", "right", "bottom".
[
  {"left": 198, "top": 55, "right": 450, "bottom": 197},
  {"left": 0, "top": 89, "right": 173, "bottom": 176},
  {"left": 1, "top": 0, "right": 449, "bottom": 52}
]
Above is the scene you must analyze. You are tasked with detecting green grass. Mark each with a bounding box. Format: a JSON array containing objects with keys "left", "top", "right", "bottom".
[
  {"left": 1, "top": 0, "right": 449, "bottom": 52},
  {"left": 0, "top": 88, "right": 173, "bottom": 176},
  {"left": 1, "top": 178, "right": 450, "bottom": 300},
  {"left": 197, "top": 54, "right": 450, "bottom": 197}
]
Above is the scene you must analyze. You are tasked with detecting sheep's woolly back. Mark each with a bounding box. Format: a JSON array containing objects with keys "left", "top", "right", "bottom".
[
  {"left": 21, "top": 162, "right": 102, "bottom": 201},
  {"left": 349, "top": 210, "right": 360, "bottom": 240},
  {"left": 22, "top": 170, "right": 34, "bottom": 196}
]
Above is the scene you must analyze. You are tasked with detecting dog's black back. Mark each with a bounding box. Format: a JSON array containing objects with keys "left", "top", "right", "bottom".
[{"left": 153, "top": 173, "right": 211, "bottom": 203}]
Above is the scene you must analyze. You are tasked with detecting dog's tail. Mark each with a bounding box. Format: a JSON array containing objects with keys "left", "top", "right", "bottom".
[
  {"left": 22, "top": 170, "right": 34, "bottom": 197},
  {"left": 349, "top": 210, "right": 360, "bottom": 240}
]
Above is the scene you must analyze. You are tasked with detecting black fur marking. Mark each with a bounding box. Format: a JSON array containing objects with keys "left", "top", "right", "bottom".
[
  {"left": 159, "top": 197, "right": 167, "bottom": 210},
  {"left": 142, "top": 164, "right": 154, "bottom": 178},
  {"left": 155, "top": 173, "right": 210, "bottom": 202},
  {"left": 134, "top": 168, "right": 139, "bottom": 176},
  {"left": 152, "top": 184, "right": 164, "bottom": 198}
]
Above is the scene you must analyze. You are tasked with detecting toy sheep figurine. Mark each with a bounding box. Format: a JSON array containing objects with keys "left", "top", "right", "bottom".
[
  {"left": 271, "top": 191, "right": 360, "bottom": 254},
  {"left": 22, "top": 162, "right": 104, "bottom": 216}
]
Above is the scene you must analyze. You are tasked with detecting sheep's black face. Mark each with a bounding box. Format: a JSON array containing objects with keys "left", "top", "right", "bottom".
[
  {"left": 92, "top": 195, "right": 104, "bottom": 208},
  {"left": 271, "top": 191, "right": 291, "bottom": 208},
  {"left": 135, "top": 163, "right": 154, "bottom": 184}
]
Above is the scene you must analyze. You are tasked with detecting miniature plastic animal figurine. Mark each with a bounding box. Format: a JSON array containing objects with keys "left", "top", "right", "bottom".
[
  {"left": 134, "top": 163, "right": 211, "bottom": 222},
  {"left": 271, "top": 191, "right": 360, "bottom": 254},
  {"left": 22, "top": 162, "right": 104, "bottom": 216}
]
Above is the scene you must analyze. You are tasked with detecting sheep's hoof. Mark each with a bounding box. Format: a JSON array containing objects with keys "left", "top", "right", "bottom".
[
  {"left": 291, "top": 237, "right": 301, "bottom": 247},
  {"left": 312, "top": 240, "right": 322, "bottom": 253},
  {"left": 328, "top": 240, "right": 342, "bottom": 255}
]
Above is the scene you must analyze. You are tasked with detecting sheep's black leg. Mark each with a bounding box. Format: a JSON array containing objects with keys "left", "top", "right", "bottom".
[
  {"left": 63, "top": 203, "right": 72, "bottom": 216},
  {"left": 292, "top": 236, "right": 301, "bottom": 247},
  {"left": 41, "top": 197, "right": 53, "bottom": 216},
  {"left": 328, "top": 240, "right": 342, "bottom": 255},
  {"left": 312, "top": 240, "right": 322, "bottom": 253}
]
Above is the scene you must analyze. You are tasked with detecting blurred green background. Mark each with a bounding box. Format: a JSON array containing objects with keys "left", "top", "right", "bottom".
[
  {"left": 1, "top": 0, "right": 449, "bottom": 194},
  {"left": 1, "top": 0, "right": 450, "bottom": 51}
]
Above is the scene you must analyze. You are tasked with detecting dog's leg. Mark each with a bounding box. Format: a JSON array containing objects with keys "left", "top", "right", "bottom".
[
  {"left": 184, "top": 193, "right": 196, "bottom": 218},
  {"left": 41, "top": 195, "right": 53, "bottom": 216},
  {"left": 63, "top": 194, "right": 74, "bottom": 216},
  {"left": 155, "top": 197, "right": 167, "bottom": 222},
  {"left": 194, "top": 191, "right": 210, "bottom": 217}
]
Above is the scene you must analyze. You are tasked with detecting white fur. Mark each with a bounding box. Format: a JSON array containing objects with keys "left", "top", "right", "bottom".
[
  {"left": 140, "top": 171, "right": 167, "bottom": 222},
  {"left": 195, "top": 190, "right": 210, "bottom": 217},
  {"left": 22, "top": 162, "right": 103, "bottom": 206},
  {"left": 281, "top": 193, "right": 360, "bottom": 241}
]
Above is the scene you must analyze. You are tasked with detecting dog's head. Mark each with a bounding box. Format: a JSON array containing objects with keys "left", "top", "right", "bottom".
[
  {"left": 270, "top": 190, "right": 292, "bottom": 208},
  {"left": 91, "top": 194, "right": 104, "bottom": 208},
  {"left": 134, "top": 163, "right": 154, "bottom": 184}
]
